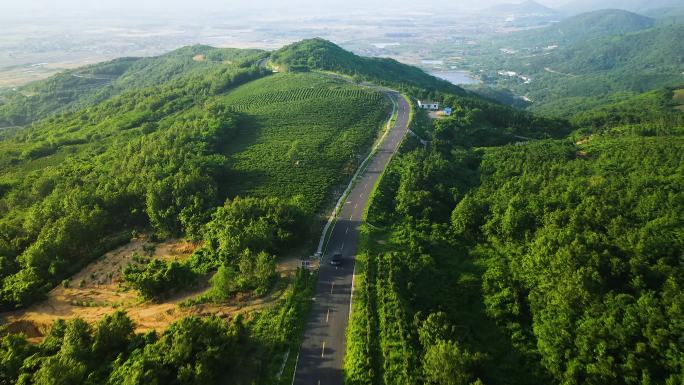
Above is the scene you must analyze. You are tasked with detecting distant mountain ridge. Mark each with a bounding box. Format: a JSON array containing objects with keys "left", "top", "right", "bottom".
[
  {"left": 472, "top": 11, "right": 684, "bottom": 116},
  {"left": 561, "top": 0, "right": 684, "bottom": 14},
  {"left": 493, "top": 0, "right": 558, "bottom": 15},
  {"left": 490, "top": 9, "right": 656, "bottom": 48},
  {"left": 550, "top": 9, "right": 655, "bottom": 40}
]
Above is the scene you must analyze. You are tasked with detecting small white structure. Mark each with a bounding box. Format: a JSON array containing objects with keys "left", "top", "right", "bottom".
[
  {"left": 443, "top": 107, "right": 453, "bottom": 116},
  {"left": 418, "top": 100, "right": 439, "bottom": 110}
]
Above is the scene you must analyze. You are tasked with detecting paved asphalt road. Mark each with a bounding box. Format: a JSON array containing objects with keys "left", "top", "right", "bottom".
[{"left": 292, "top": 92, "right": 410, "bottom": 385}]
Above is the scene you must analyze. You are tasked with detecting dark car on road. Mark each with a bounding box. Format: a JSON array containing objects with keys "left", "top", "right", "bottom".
[{"left": 330, "top": 252, "right": 343, "bottom": 266}]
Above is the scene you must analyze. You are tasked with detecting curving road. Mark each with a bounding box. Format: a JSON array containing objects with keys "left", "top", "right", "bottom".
[{"left": 292, "top": 91, "right": 410, "bottom": 385}]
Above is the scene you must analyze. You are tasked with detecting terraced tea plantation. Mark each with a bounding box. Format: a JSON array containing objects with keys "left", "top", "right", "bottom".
[{"left": 220, "top": 72, "right": 391, "bottom": 212}]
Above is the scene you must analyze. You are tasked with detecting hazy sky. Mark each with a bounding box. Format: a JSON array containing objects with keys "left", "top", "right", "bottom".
[{"left": 2, "top": 0, "right": 570, "bottom": 21}]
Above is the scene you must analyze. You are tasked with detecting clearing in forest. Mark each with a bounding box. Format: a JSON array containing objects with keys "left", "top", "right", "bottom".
[
  {"left": 1, "top": 237, "right": 199, "bottom": 339},
  {"left": 673, "top": 89, "right": 684, "bottom": 110},
  {"left": 0, "top": 236, "right": 304, "bottom": 341}
]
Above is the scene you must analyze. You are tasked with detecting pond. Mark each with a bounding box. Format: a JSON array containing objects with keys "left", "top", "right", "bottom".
[{"left": 430, "top": 70, "right": 481, "bottom": 85}]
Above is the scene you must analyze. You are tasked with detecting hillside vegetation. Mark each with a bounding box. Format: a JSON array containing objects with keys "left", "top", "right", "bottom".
[
  {"left": 492, "top": 9, "right": 655, "bottom": 48},
  {"left": 561, "top": 0, "right": 684, "bottom": 14},
  {"left": 470, "top": 11, "right": 684, "bottom": 116},
  {"left": 0, "top": 45, "right": 266, "bottom": 126},
  {"left": 0, "top": 40, "right": 399, "bottom": 385},
  {"left": 346, "top": 95, "right": 684, "bottom": 384},
  {"left": 0, "top": 42, "right": 392, "bottom": 312},
  {"left": 271, "top": 38, "right": 468, "bottom": 96},
  {"left": 1, "top": 34, "right": 681, "bottom": 385},
  {"left": 571, "top": 87, "right": 684, "bottom": 131}
]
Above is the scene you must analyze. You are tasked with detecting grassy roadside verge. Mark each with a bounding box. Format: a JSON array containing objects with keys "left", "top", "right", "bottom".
[
  {"left": 344, "top": 94, "right": 412, "bottom": 385},
  {"left": 274, "top": 269, "right": 317, "bottom": 385}
]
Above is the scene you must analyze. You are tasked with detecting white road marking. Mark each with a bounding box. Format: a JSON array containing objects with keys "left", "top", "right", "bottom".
[
  {"left": 331, "top": 282, "right": 335, "bottom": 294},
  {"left": 321, "top": 341, "right": 326, "bottom": 357},
  {"left": 349, "top": 263, "right": 356, "bottom": 320},
  {"left": 291, "top": 351, "right": 300, "bottom": 385},
  {"left": 345, "top": 227, "right": 350, "bottom": 234},
  {"left": 341, "top": 242, "right": 345, "bottom": 250},
  {"left": 354, "top": 203, "right": 358, "bottom": 209},
  {"left": 326, "top": 308, "right": 330, "bottom": 323},
  {"left": 350, "top": 214, "right": 353, "bottom": 220}
]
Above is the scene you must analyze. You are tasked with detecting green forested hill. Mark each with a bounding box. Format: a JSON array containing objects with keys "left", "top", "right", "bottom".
[
  {"left": 539, "top": 24, "right": 684, "bottom": 76},
  {"left": 473, "top": 21, "right": 684, "bottom": 117},
  {"left": 492, "top": 9, "right": 655, "bottom": 49},
  {"left": 0, "top": 45, "right": 266, "bottom": 126},
  {"left": 0, "top": 51, "right": 389, "bottom": 310},
  {"left": 0, "top": 38, "right": 576, "bottom": 385},
  {"left": 553, "top": 9, "right": 655, "bottom": 38},
  {"left": 571, "top": 87, "right": 684, "bottom": 130},
  {"left": 347, "top": 99, "right": 684, "bottom": 384},
  {"left": 0, "top": 40, "right": 410, "bottom": 385},
  {"left": 1, "top": 37, "right": 530, "bottom": 312},
  {"left": 271, "top": 38, "right": 468, "bottom": 95},
  {"left": 561, "top": 0, "right": 684, "bottom": 14},
  {"left": 1, "top": 35, "right": 681, "bottom": 385},
  {"left": 645, "top": 7, "right": 684, "bottom": 25}
]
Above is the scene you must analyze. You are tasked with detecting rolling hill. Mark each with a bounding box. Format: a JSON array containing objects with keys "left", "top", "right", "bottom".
[
  {"left": 0, "top": 34, "right": 681, "bottom": 385},
  {"left": 0, "top": 45, "right": 266, "bottom": 126},
  {"left": 0, "top": 39, "right": 404, "bottom": 385},
  {"left": 271, "top": 38, "right": 468, "bottom": 96},
  {"left": 527, "top": 23, "right": 684, "bottom": 115},
  {"left": 570, "top": 86, "right": 684, "bottom": 131},
  {"left": 561, "top": 0, "right": 684, "bottom": 14},
  {"left": 472, "top": 13, "right": 684, "bottom": 116},
  {"left": 644, "top": 7, "right": 684, "bottom": 25},
  {"left": 0, "top": 37, "right": 554, "bottom": 385},
  {"left": 0, "top": 53, "right": 392, "bottom": 310},
  {"left": 491, "top": 9, "right": 656, "bottom": 48},
  {"left": 551, "top": 9, "right": 655, "bottom": 39}
]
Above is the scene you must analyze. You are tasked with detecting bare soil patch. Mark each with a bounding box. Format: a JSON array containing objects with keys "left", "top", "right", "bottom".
[
  {"left": 1, "top": 237, "right": 302, "bottom": 341},
  {"left": 1, "top": 237, "right": 200, "bottom": 339},
  {"left": 193, "top": 54, "right": 206, "bottom": 62},
  {"left": 673, "top": 89, "right": 684, "bottom": 111},
  {"left": 673, "top": 89, "right": 684, "bottom": 103}
]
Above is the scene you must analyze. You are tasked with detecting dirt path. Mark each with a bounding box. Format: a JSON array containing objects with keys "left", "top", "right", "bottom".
[{"left": 544, "top": 67, "right": 576, "bottom": 77}]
